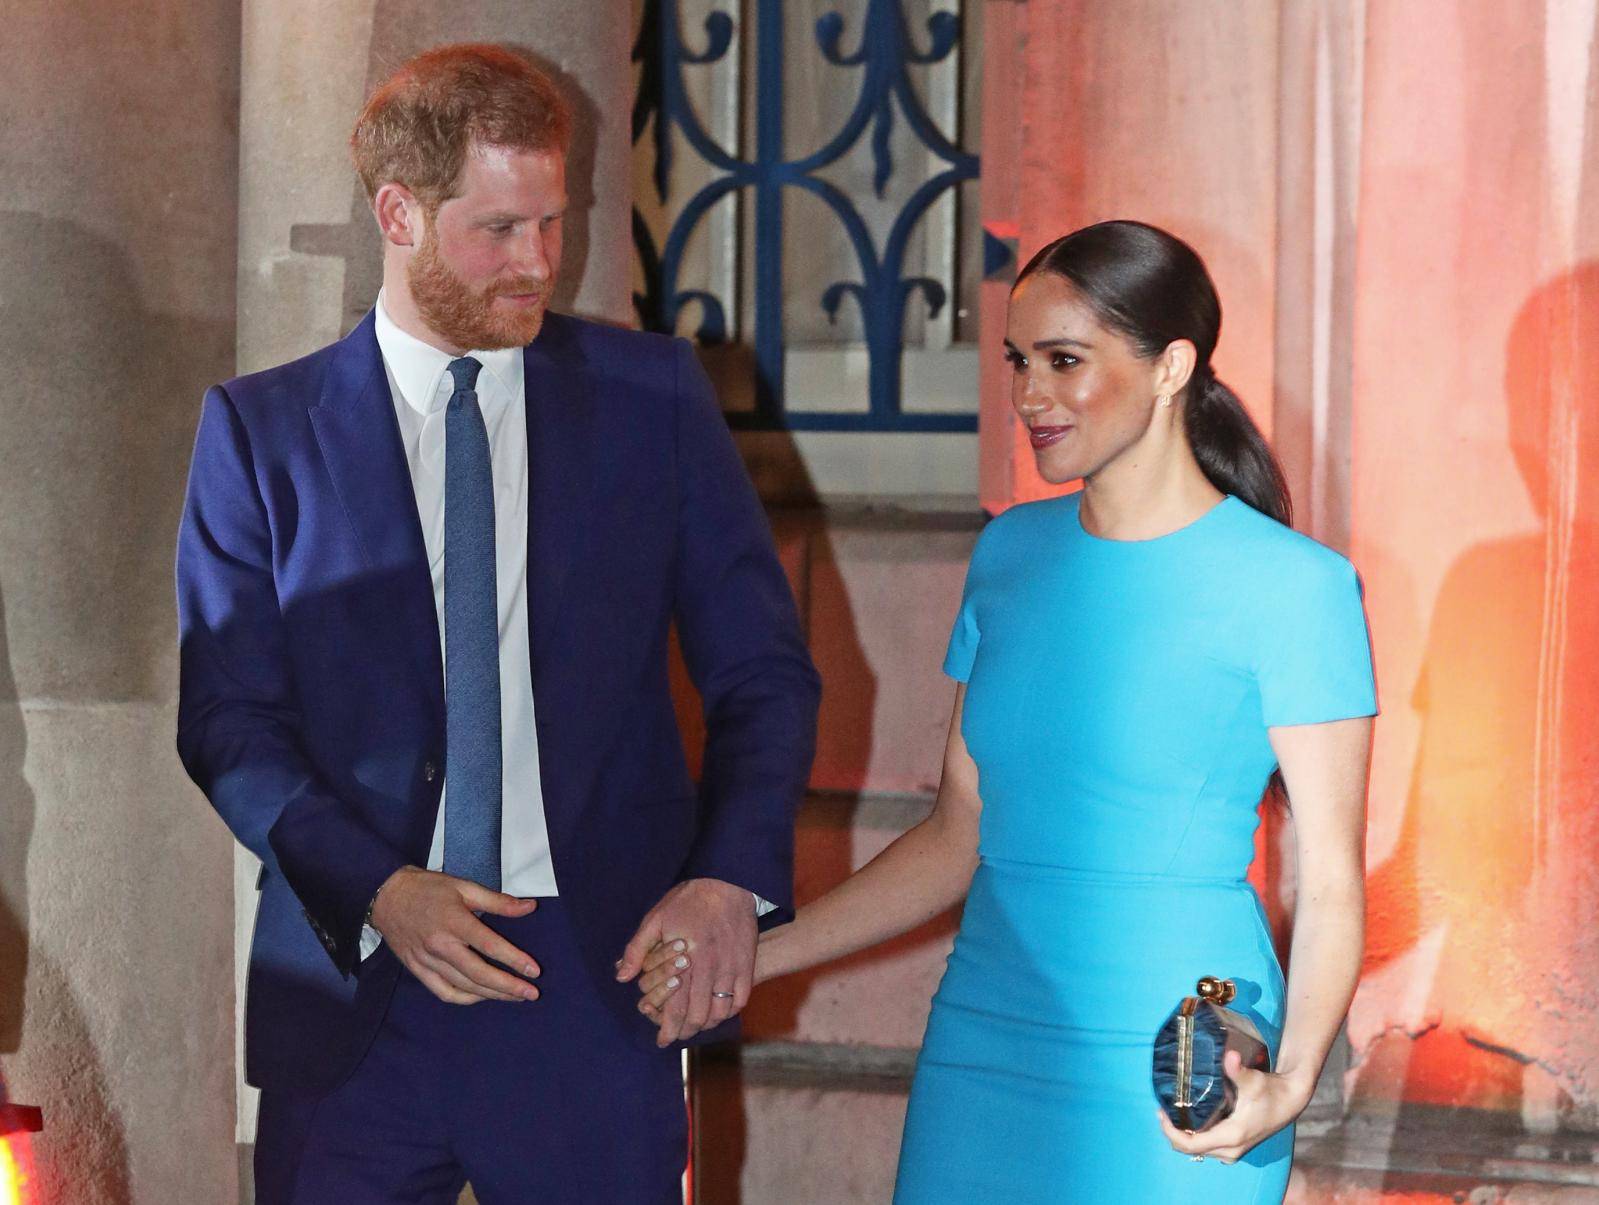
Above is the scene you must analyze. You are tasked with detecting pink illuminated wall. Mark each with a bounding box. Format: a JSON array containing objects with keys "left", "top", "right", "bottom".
[
  {"left": 978, "top": 0, "right": 1281, "bottom": 514},
  {"left": 1347, "top": 0, "right": 1599, "bottom": 1121},
  {"left": 981, "top": 0, "right": 1599, "bottom": 1126}
]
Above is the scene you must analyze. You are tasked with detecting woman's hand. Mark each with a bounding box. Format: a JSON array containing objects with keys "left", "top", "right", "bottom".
[
  {"left": 634, "top": 937, "right": 691, "bottom": 1022},
  {"left": 1155, "top": 1050, "right": 1312, "bottom": 1164},
  {"left": 635, "top": 927, "right": 782, "bottom": 1022}
]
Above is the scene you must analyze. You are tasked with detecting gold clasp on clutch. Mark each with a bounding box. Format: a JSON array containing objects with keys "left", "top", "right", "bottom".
[
  {"left": 1176, "top": 978, "right": 1238, "bottom": 1112},
  {"left": 1174, "top": 1008, "right": 1194, "bottom": 1108}
]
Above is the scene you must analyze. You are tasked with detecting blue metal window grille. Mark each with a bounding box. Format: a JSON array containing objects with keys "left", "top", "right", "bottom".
[{"left": 632, "top": 0, "right": 980, "bottom": 432}]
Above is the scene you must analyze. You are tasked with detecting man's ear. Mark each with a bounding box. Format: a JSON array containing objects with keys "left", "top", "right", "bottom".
[{"left": 373, "top": 183, "right": 422, "bottom": 249}]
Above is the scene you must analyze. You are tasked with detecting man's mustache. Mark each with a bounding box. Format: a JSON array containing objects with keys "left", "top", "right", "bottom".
[{"left": 489, "top": 278, "right": 551, "bottom": 299}]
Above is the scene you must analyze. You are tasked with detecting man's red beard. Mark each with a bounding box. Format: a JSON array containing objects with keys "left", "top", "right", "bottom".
[{"left": 407, "top": 228, "right": 553, "bottom": 351}]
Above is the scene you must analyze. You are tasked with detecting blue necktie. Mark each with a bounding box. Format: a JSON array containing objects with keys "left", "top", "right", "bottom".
[{"left": 442, "top": 356, "right": 502, "bottom": 889}]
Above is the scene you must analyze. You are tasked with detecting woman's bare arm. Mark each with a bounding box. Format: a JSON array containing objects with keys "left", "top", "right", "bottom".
[
  {"left": 755, "top": 686, "right": 982, "bottom": 982},
  {"left": 1162, "top": 714, "right": 1372, "bottom": 1161}
]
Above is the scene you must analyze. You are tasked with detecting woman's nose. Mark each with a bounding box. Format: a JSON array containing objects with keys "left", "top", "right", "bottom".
[{"left": 1014, "top": 379, "right": 1049, "bottom": 417}]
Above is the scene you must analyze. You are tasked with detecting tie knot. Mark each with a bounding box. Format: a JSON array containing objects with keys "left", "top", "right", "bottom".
[{"left": 448, "top": 356, "right": 483, "bottom": 395}]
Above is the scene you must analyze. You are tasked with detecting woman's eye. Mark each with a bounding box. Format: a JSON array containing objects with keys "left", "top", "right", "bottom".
[
  {"left": 1003, "top": 350, "right": 1026, "bottom": 372},
  {"left": 1049, "top": 352, "right": 1078, "bottom": 370}
]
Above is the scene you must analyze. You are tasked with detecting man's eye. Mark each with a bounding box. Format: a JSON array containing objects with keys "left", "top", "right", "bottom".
[
  {"left": 541, "top": 214, "right": 563, "bottom": 230},
  {"left": 487, "top": 224, "right": 514, "bottom": 236}
]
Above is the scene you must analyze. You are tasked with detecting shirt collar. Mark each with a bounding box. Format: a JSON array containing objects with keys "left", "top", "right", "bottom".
[{"left": 373, "top": 290, "right": 522, "bottom": 415}]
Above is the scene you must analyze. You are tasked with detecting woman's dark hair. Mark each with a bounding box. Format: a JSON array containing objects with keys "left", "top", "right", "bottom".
[{"left": 1015, "top": 220, "right": 1291, "bottom": 526}]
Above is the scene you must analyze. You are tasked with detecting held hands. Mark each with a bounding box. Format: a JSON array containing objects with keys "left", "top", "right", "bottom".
[
  {"left": 615, "top": 877, "right": 757, "bottom": 1048},
  {"left": 368, "top": 866, "right": 542, "bottom": 1005},
  {"left": 1157, "top": 1050, "right": 1313, "bottom": 1164},
  {"left": 633, "top": 919, "right": 784, "bottom": 1020}
]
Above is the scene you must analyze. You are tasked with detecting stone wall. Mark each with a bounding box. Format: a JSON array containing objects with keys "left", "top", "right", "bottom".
[{"left": 0, "top": 1, "right": 243, "bottom": 1201}]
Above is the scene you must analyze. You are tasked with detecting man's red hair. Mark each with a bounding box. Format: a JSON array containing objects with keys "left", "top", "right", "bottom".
[{"left": 351, "top": 43, "right": 572, "bottom": 211}]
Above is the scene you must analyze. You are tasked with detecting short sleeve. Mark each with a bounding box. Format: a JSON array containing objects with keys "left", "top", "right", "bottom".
[
  {"left": 942, "top": 532, "right": 990, "bottom": 682},
  {"left": 943, "top": 590, "right": 980, "bottom": 682},
  {"left": 1257, "top": 556, "right": 1378, "bottom": 727}
]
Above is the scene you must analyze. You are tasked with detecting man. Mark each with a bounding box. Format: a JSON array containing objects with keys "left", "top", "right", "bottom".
[{"left": 177, "top": 44, "right": 818, "bottom": 1203}]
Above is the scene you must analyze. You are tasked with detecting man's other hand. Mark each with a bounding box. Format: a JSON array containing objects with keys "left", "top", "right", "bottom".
[
  {"left": 369, "top": 866, "right": 542, "bottom": 1005},
  {"left": 615, "top": 878, "right": 756, "bottom": 1046}
]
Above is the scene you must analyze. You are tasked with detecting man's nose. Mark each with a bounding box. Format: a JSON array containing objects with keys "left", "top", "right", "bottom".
[{"left": 513, "top": 230, "right": 552, "bottom": 281}]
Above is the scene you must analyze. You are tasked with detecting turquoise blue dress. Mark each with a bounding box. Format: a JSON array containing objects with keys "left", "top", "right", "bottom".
[{"left": 893, "top": 493, "right": 1377, "bottom": 1204}]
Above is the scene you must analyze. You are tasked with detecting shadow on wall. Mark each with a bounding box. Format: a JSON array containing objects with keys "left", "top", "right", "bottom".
[
  {"left": 1357, "top": 263, "right": 1599, "bottom": 1150},
  {"left": 1346, "top": 0, "right": 1599, "bottom": 1148},
  {"left": 0, "top": 210, "right": 230, "bottom": 1203},
  {"left": 289, "top": 6, "right": 606, "bottom": 335},
  {"left": 0, "top": 212, "right": 229, "bottom": 704}
]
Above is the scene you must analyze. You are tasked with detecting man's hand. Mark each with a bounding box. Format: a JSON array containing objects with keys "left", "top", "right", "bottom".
[
  {"left": 369, "top": 866, "right": 542, "bottom": 1005},
  {"left": 615, "top": 878, "right": 756, "bottom": 1047}
]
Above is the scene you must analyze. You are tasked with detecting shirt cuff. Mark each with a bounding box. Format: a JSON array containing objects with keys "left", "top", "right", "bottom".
[{"left": 753, "top": 892, "right": 777, "bottom": 918}]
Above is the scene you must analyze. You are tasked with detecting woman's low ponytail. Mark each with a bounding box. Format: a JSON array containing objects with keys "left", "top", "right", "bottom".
[
  {"left": 1017, "top": 221, "right": 1295, "bottom": 528},
  {"left": 1184, "top": 367, "right": 1291, "bottom": 527}
]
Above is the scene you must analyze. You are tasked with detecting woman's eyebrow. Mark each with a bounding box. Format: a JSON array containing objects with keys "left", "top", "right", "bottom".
[{"left": 1031, "top": 337, "right": 1093, "bottom": 351}]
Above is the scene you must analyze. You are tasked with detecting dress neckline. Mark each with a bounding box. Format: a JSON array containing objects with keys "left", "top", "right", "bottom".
[{"left": 1071, "top": 493, "right": 1235, "bottom": 547}]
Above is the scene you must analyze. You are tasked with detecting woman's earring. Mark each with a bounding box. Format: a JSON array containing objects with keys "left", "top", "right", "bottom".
[{"left": 1158, "top": 394, "right": 1172, "bottom": 408}]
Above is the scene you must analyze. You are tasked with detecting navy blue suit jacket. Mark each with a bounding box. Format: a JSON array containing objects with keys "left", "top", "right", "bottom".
[{"left": 176, "top": 311, "right": 819, "bottom": 1095}]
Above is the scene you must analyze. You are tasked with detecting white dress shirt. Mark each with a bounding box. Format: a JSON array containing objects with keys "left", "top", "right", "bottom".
[{"left": 360, "top": 294, "right": 556, "bottom": 958}]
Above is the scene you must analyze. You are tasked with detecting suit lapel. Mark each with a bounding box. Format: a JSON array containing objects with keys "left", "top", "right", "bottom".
[
  {"left": 309, "top": 311, "right": 446, "bottom": 725},
  {"left": 524, "top": 315, "right": 597, "bottom": 673}
]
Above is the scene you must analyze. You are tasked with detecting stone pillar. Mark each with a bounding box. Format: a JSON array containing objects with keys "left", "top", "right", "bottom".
[
  {"left": 233, "top": 0, "right": 635, "bottom": 1150},
  {"left": 0, "top": 1, "right": 242, "bottom": 1202},
  {"left": 238, "top": 0, "right": 634, "bottom": 371}
]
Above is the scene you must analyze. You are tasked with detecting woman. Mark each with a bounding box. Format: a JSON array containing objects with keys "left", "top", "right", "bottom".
[{"left": 641, "top": 220, "right": 1375, "bottom": 1201}]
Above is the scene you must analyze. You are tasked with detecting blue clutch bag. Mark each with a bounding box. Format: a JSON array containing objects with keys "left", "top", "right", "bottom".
[{"left": 1152, "top": 976, "right": 1271, "bottom": 1132}]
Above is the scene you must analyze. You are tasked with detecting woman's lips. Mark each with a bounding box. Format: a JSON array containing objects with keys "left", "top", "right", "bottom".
[{"left": 1028, "top": 425, "right": 1072, "bottom": 449}]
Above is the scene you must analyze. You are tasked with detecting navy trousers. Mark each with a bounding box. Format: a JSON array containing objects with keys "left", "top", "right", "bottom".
[{"left": 254, "top": 899, "right": 687, "bottom": 1204}]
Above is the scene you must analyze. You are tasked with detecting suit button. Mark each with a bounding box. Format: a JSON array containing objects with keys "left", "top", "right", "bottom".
[{"left": 423, "top": 760, "right": 438, "bottom": 783}]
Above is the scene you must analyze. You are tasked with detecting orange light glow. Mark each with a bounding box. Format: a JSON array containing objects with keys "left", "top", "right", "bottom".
[{"left": 0, "top": 1135, "right": 34, "bottom": 1205}]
